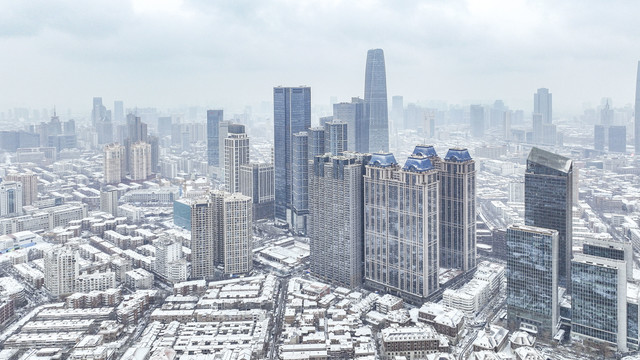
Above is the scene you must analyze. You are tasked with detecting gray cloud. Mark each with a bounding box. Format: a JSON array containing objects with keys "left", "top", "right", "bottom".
[{"left": 0, "top": 0, "right": 638, "bottom": 116}]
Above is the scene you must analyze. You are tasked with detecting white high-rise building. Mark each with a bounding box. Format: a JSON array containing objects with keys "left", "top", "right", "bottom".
[
  {"left": 100, "top": 186, "right": 119, "bottom": 216},
  {"left": 5, "top": 172, "right": 38, "bottom": 205},
  {"left": 222, "top": 193, "right": 252, "bottom": 275},
  {"left": 309, "top": 153, "right": 367, "bottom": 288},
  {"left": 364, "top": 152, "right": 440, "bottom": 302},
  {"left": 189, "top": 190, "right": 253, "bottom": 279},
  {"left": 224, "top": 131, "right": 249, "bottom": 193},
  {"left": 155, "top": 235, "right": 184, "bottom": 281},
  {"left": 44, "top": 245, "right": 79, "bottom": 298},
  {"left": 103, "top": 143, "right": 125, "bottom": 184},
  {"left": 0, "top": 181, "right": 23, "bottom": 217},
  {"left": 130, "top": 141, "right": 152, "bottom": 181}
]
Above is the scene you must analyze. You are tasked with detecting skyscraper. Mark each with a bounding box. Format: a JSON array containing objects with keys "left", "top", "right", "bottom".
[
  {"left": 207, "top": 110, "right": 223, "bottom": 167},
  {"left": 309, "top": 153, "right": 369, "bottom": 288},
  {"left": 470, "top": 105, "right": 484, "bottom": 138},
  {"left": 0, "top": 181, "right": 23, "bottom": 217},
  {"left": 525, "top": 147, "right": 573, "bottom": 288},
  {"left": 333, "top": 97, "right": 368, "bottom": 153},
  {"left": 5, "top": 172, "right": 38, "bottom": 206},
  {"left": 273, "top": 86, "right": 311, "bottom": 223},
  {"left": 44, "top": 245, "right": 79, "bottom": 298},
  {"left": 324, "top": 120, "right": 348, "bottom": 156},
  {"left": 222, "top": 193, "right": 253, "bottom": 275},
  {"left": 364, "top": 152, "right": 440, "bottom": 302},
  {"left": 609, "top": 125, "right": 627, "bottom": 153},
  {"left": 224, "top": 130, "right": 250, "bottom": 193},
  {"left": 291, "top": 132, "right": 309, "bottom": 234},
  {"left": 103, "top": 143, "right": 126, "bottom": 185},
  {"left": 364, "top": 49, "right": 389, "bottom": 152},
  {"left": 506, "top": 224, "right": 558, "bottom": 339},
  {"left": 190, "top": 192, "right": 224, "bottom": 280},
  {"left": 534, "top": 88, "right": 552, "bottom": 124},
  {"left": 308, "top": 127, "right": 326, "bottom": 158},
  {"left": 439, "top": 148, "right": 476, "bottom": 272},
  {"left": 239, "top": 163, "right": 275, "bottom": 220},
  {"left": 572, "top": 241, "right": 630, "bottom": 351},
  {"left": 635, "top": 61, "right": 640, "bottom": 153},
  {"left": 130, "top": 141, "right": 152, "bottom": 181}
]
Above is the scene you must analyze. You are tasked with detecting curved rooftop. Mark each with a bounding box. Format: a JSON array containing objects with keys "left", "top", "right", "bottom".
[
  {"left": 403, "top": 156, "right": 434, "bottom": 172},
  {"left": 369, "top": 153, "right": 397, "bottom": 167},
  {"left": 412, "top": 145, "right": 438, "bottom": 158},
  {"left": 444, "top": 148, "right": 472, "bottom": 162}
]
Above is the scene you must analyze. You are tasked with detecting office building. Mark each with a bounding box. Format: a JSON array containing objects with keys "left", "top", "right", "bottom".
[
  {"left": 609, "top": 125, "right": 627, "bottom": 153},
  {"left": 364, "top": 49, "right": 389, "bottom": 153},
  {"left": 534, "top": 88, "right": 552, "bottom": 124},
  {"left": 532, "top": 113, "right": 543, "bottom": 144},
  {"left": 506, "top": 225, "right": 558, "bottom": 339},
  {"left": 5, "top": 172, "right": 37, "bottom": 206},
  {"left": 594, "top": 125, "right": 605, "bottom": 151},
  {"left": 635, "top": 61, "right": 640, "bottom": 153},
  {"left": 224, "top": 130, "right": 249, "bottom": 193},
  {"left": 207, "top": 110, "right": 223, "bottom": 167},
  {"left": 239, "top": 163, "right": 275, "bottom": 220},
  {"left": 572, "top": 252, "right": 628, "bottom": 351},
  {"left": 324, "top": 120, "right": 348, "bottom": 156},
  {"left": 333, "top": 97, "right": 368, "bottom": 153},
  {"left": 291, "top": 132, "right": 309, "bottom": 234},
  {"left": 130, "top": 141, "right": 152, "bottom": 181},
  {"left": 470, "top": 105, "right": 484, "bottom": 138},
  {"left": 308, "top": 127, "right": 325, "bottom": 158},
  {"left": 439, "top": 148, "right": 476, "bottom": 272},
  {"left": 44, "top": 245, "right": 79, "bottom": 298},
  {"left": 126, "top": 114, "right": 148, "bottom": 143},
  {"left": 273, "top": 86, "right": 311, "bottom": 224},
  {"left": 222, "top": 193, "right": 253, "bottom": 275},
  {"left": 364, "top": 152, "right": 439, "bottom": 302},
  {"left": 309, "top": 153, "right": 369, "bottom": 288},
  {"left": 542, "top": 123, "right": 557, "bottom": 145},
  {"left": 104, "top": 143, "right": 125, "bottom": 185},
  {"left": 92, "top": 97, "right": 113, "bottom": 145},
  {"left": 218, "top": 123, "right": 245, "bottom": 181},
  {"left": 0, "top": 182, "right": 23, "bottom": 217},
  {"left": 525, "top": 147, "right": 573, "bottom": 288},
  {"left": 173, "top": 198, "right": 192, "bottom": 229}
]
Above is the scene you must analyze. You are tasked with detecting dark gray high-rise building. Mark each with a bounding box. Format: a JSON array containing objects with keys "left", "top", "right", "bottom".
[
  {"left": 636, "top": 61, "right": 640, "bottom": 153},
  {"left": 439, "top": 148, "right": 476, "bottom": 272},
  {"left": 364, "top": 152, "right": 440, "bottom": 302},
  {"left": 534, "top": 88, "right": 552, "bottom": 124},
  {"left": 506, "top": 224, "right": 559, "bottom": 339},
  {"left": 291, "top": 132, "right": 309, "bottom": 234},
  {"left": 273, "top": 86, "right": 311, "bottom": 223},
  {"left": 308, "top": 127, "right": 326, "bottom": 158},
  {"left": 324, "top": 120, "right": 347, "bottom": 156},
  {"left": 470, "top": 105, "right": 484, "bottom": 138},
  {"left": 207, "top": 110, "right": 223, "bottom": 167},
  {"left": 309, "top": 153, "right": 369, "bottom": 288},
  {"left": 333, "top": 97, "right": 368, "bottom": 153},
  {"left": 525, "top": 147, "right": 573, "bottom": 288},
  {"left": 364, "top": 49, "right": 388, "bottom": 153}
]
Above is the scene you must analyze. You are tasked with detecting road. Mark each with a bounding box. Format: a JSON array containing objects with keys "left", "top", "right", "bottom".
[{"left": 268, "top": 274, "right": 290, "bottom": 360}]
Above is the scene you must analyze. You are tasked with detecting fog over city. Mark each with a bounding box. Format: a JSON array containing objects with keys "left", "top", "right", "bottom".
[{"left": 1, "top": 0, "right": 640, "bottom": 114}]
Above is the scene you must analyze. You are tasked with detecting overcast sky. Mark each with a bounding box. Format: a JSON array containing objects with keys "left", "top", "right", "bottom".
[{"left": 1, "top": 0, "right": 639, "bottom": 117}]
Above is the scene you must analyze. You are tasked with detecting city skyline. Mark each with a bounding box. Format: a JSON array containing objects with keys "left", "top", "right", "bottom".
[{"left": 1, "top": 1, "right": 640, "bottom": 115}]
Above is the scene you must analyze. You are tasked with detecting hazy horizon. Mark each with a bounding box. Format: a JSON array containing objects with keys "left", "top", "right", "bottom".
[{"left": 1, "top": 0, "right": 639, "bottom": 117}]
